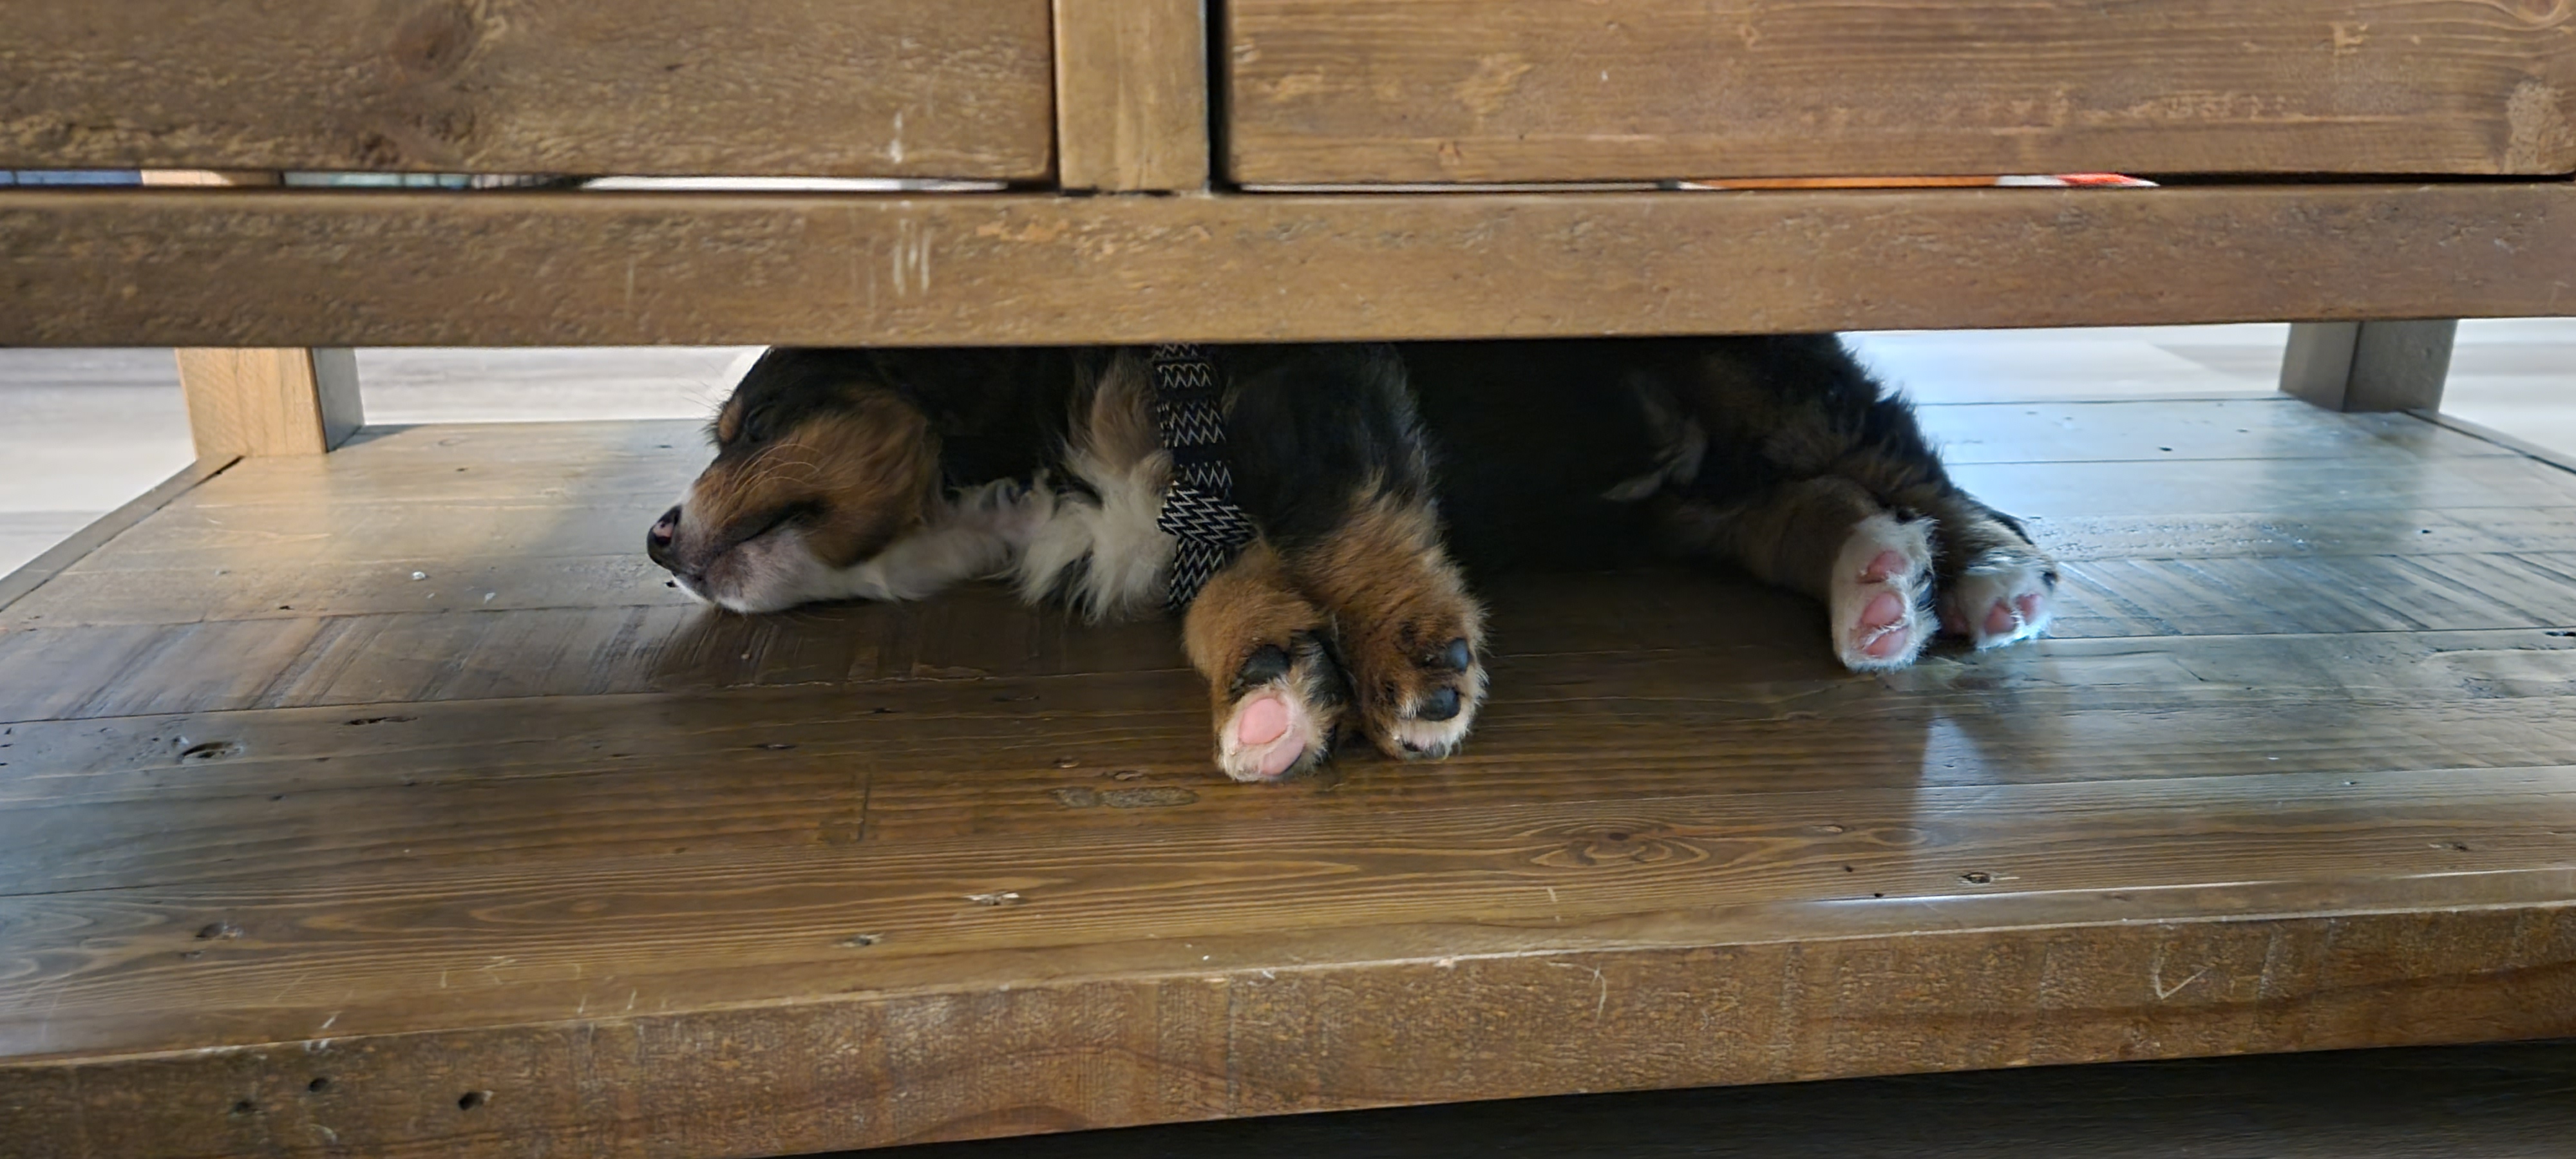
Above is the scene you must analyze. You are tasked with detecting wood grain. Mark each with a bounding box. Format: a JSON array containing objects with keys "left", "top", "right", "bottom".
[
  {"left": 5, "top": 182, "right": 2575, "bottom": 346},
  {"left": 1, "top": 761, "right": 2572, "bottom": 1056},
  {"left": 1055, "top": 0, "right": 1211, "bottom": 191},
  {"left": 1, "top": 0, "right": 1054, "bottom": 179},
  {"left": 1223, "top": 0, "right": 2576, "bottom": 184},
  {"left": 3, "top": 890, "right": 2571, "bottom": 1157}
]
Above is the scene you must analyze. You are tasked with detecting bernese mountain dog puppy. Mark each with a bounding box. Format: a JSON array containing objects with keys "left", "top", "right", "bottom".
[{"left": 646, "top": 339, "right": 2057, "bottom": 781}]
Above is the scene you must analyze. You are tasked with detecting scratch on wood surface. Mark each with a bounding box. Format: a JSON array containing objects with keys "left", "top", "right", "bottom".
[
  {"left": 2148, "top": 944, "right": 2210, "bottom": 1001},
  {"left": 891, "top": 218, "right": 934, "bottom": 298},
  {"left": 1545, "top": 960, "right": 1610, "bottom": 1019}
]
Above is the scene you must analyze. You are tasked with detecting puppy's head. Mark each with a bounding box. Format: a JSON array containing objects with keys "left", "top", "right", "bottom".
[{"left": 649, "top": 350, "right": 938, "bottom": 612}]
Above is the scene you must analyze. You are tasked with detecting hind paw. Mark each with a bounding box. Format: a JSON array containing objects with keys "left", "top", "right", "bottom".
[
  {"left": 1940, "top": 551, "right": 2058, "bottom": 650},
  {"left": 1830, "top": 512, "right": 1935, "bottom": 672},
  {"left": 1215, "top": 635, "right": 1345, "bottom": 782}
]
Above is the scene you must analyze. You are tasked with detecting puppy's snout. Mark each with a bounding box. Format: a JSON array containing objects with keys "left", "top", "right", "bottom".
[{"left": 646, "top": 505, "right": 683, "bottom": 569}]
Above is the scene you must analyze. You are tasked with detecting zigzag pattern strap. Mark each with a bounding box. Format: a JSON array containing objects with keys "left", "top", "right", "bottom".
[{"left": 1150, "top": 344, "right": 1255, "bottom": 612}]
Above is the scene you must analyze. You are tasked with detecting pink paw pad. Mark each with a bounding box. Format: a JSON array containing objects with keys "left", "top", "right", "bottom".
[
  {"left": 1236, "top": 694, "right": 1290, "bottom": 748},
  {"left": 1828, "top": 513, "right": 1935, "bottom": 673},
  {"left": 1857, "top": 591, "right": 1913, "bottom": 659}
]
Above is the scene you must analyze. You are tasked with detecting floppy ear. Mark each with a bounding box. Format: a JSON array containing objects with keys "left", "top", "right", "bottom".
[
  {"left": 679, "top": 385, "right": 940, "bottom": 570},
  {"left": 793, "top": 389, "right": 942, "bottom": 556}
]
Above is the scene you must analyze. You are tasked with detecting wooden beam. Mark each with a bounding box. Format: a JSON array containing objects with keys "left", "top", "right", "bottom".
[
  {"left": 171, "top": 348, "right": 365, "bottom": 458},
  {"left": 1, "top": 0, "right": 1054, "bottom": 179},
  {"left": 1224, "top": 0, "right": 2576, "bottom": 184},
  {"left": 138, "top": 171, "right": 365, "bottom": 457},
  {"left": 1054, "top": 0, "right": 1211, "bottom": 191},
  {"left": 2282, "top": 320, "right": 2459, "bottom": 413},
  {"left": 4, "top": 869, "right": 2573, "bottom": 1156},
  {"left": 1, "top": 183, "right": 2572, "bottom": 347}
]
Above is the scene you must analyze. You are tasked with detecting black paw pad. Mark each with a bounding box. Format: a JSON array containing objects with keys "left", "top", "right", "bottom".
[
  {"left": 1416, "top": 686, "right": 1461, "bottom": 721},
  {"left": 1433, "top": 637, "right": 1473, "bottom": 672},
  {"left": 1238, "top": 644, "right": 1292, "bottom": 686}
]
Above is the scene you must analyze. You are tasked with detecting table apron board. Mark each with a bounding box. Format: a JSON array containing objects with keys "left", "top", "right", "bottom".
[{"left": 1, "top": 182, "right": 2572, "bottom": 348}]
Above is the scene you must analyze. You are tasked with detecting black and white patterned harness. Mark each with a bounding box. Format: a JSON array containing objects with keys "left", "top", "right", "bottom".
[{"left": 1149, "top": 344, "right": 1256, "bottom": 612}]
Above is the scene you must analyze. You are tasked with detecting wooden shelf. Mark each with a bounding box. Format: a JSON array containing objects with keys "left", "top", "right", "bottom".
[
  {"left": 5, "top": 398, "right": 2576, "bottom": 1157},
  {"left": 4, "top": 181, "right": 2573, "bottom": 348}
]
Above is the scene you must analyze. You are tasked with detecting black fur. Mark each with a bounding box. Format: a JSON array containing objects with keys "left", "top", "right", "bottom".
[{"left": 716, "top": 337, "right": 1991, "bottom": 592}]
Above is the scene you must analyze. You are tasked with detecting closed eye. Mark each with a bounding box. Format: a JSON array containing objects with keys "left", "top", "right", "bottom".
[{"left": 719, "top": 502, "right": 817, "bottom": 551}]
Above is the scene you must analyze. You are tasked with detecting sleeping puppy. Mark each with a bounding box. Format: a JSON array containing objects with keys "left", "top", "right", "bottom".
[{"left": 647, "top": 338, "right": 2058, "bottom": 781}]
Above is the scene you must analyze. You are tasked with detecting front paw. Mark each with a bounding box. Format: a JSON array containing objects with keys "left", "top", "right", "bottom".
[
  {"left": 1215, "top": 634, "right": 1347, "bottom": 782},
  {"left": 1829, "top": 511, "right": 1936, "bottom": 672},
  {"left": 1940, "top": 551, "right": 2058, "bottom": 649},
  {"left": 1345, "top": 617, "right": 1486, "bottom": 761}
]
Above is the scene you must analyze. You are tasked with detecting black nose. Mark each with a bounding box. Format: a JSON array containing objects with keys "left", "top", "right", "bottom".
[{"left": 647, "top": 505, "right": 681, "bottom": 567}]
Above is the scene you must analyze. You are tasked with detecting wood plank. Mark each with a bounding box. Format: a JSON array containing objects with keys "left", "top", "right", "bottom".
[
  {"left": 3, "top": 769, "right": 2574, "bottom": 1158},
  {"left": 5, "top": 183, "right": 2575, "bottom": 346},
  {"left": 1951, "top": 455, "right": 2576, "bottom": 518},
  {"left": 1912, "top": 400, "right": 2514, "bottom": 465},
  {"left": 1, "top": 0, "right": 1054, "bottom": 179},
  {"left": 1054, "top": 0, "right": 1211, "bottom": 191},
  {"left": 15, "top": 665, "right": 2576, "bottom": 893},
  {"left": 862, "top": 1041, "right": 2576, "bottom": 1159},
  {"left": 6, "top": 901, "right": 2568, "bottom": 1159},
  {"left": 1222, "top": 0, "right": 2576, "bottom": 184},
  {"left": 1, "top": 762, "right": 2571, "bottom": 1057},
  {"left": 12, "top": 620, "right": 2576, "bottom": 883},
  {"left": 2034, "top": 506, "right": 2576, "bottom": 562}
]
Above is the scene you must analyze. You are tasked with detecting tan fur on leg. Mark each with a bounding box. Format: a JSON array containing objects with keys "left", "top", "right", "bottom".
[
  {"left": 1283, "top": 492, "right": 1488, "bottom": 759},
  {"left": 1184, "top": 541, "right": 1346, "bottom": 782}
]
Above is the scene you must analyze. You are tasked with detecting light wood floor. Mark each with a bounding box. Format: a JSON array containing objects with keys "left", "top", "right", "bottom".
[{"left": 5, "top": 378, "right": 2576, "bottom": 1155}]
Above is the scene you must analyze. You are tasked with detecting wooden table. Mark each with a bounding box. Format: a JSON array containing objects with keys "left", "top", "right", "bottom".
[{"left": 4, "top": 3, "right": 2574, "bottom": 1156}]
